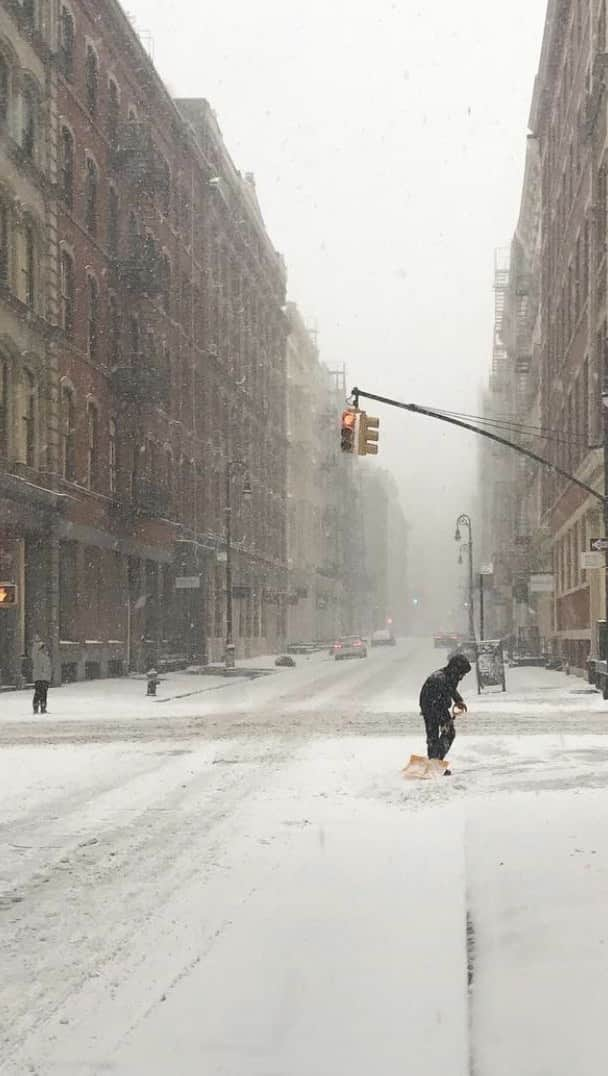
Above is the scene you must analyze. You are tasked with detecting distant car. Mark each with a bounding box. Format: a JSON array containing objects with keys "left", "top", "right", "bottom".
[
  {"left": 434, "top": 632, "right": 460, "bottom": 649},
  {"left": 331, "top": 636, "right": 368, "bottom": 660},
  {"left": 371, "top": 629, "right": 396, "bottom": 647}
]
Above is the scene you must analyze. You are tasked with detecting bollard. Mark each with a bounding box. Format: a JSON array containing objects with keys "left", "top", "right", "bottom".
[{"left": 146, "top": 668, "right": 160, "bottom": 696}]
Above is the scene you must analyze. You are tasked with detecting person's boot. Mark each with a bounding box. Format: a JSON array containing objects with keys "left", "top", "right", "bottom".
[
  {"left": 443, "top": 768, "right": 452, "bottom": 777},
  {"left": 33, "top": 705, "right": 38, "bottom": 714}
]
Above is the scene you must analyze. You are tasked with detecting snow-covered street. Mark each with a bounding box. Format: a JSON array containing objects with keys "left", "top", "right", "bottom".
[{"left": 2, "top": 638, "right": 608, "bottom": 1074}]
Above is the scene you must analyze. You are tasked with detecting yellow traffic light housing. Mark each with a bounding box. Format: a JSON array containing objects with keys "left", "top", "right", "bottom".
[
  {"left": 358, "top": 413, "right": 380, "bottom": 455},
  {"left": 0, "top": 583, "right": 17, "bottom": 607}
]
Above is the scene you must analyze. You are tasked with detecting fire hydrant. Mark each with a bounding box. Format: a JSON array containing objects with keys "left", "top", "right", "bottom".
[{"left": 146, "top": 668, "right": 160, "bottom": 696}]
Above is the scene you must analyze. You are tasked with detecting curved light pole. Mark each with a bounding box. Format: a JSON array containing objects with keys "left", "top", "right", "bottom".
[
  {"left": 225, "top": 460, "right": 252, "bottom": 668},
  {"left": 454, "top": 514, "right": 475, "bottom": 643}
]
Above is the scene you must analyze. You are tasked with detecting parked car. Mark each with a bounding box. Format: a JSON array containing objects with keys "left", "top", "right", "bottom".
[
  {"left": 434, "top": 632, "right": 459, "bottom": 649},
  {"left": 371, "top": 629, "right": 396, "bottom": 647},
  {"left": 331, "top": 636, "right": 368, "bottom": 660}
]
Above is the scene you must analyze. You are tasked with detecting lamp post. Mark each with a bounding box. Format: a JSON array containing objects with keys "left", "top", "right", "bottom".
[
  {"left": 454, "top": 514, "right": 475, "bottom": 642},
  {"left": 225, "top": 460, "right": 252, "bottom": 668}
]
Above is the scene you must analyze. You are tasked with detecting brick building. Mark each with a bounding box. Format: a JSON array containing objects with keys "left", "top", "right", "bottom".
[
  {"left": 0, "top": 0, "right": 59, "bottom": 686},
  {"left": 0, "top": 0, "right": 288, "bottom": 684}
]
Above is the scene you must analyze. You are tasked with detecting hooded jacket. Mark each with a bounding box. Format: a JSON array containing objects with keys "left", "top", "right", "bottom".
[
  {"left": 419, "top": 655, "right": 471, "bottom": 721},
  {"left": 32, "top": 643, "right": 52, "bottom": 683}
]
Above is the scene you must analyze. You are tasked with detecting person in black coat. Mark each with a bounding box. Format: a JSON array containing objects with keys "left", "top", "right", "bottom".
[{"left": 419, "top": 653, "right": 472, "bottom": 766}]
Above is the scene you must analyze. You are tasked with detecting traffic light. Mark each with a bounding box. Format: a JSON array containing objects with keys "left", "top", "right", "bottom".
[
  {"left": 358, "top": 413, "right": 380, "bottom": 455},
  {"left": 0, "top": 583, "right": 17, "bottom": 607},
  {"left": 341, "top": 408, "right": 359, "bottom": 453}
]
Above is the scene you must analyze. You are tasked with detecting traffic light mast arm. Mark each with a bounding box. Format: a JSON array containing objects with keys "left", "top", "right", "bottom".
[{"left": 351, "top": 386, "right": 605, "bottom": 505}]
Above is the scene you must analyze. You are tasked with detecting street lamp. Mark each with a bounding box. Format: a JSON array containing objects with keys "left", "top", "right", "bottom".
[
  {"left": 454, "top": 513, "right": 475, "bottom": 643},
  {"left": 225, "top": 460, "right": 251, "bottom": 669}
]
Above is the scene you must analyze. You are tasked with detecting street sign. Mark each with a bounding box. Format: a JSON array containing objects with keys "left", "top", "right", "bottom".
[
  {"left": 590, "top": 538, "right": 608, "bottom": 552},
  {"left": 529, "top": 574, "right": 554, "bottom": 593},
  {"left": 582, "top": 552, "right": 605, "bottom": 570},
  {"left": 175, "top": 576, "right": 201, "bottom": 590},
  {"left": 480, "top": 564, "right": 494, "bottom": 576},
  {"left": 216, "top": 552, "right": 228, "bottom": 563}
]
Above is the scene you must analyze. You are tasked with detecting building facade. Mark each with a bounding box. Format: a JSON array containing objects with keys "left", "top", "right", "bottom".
[
  {"left": 481, "top": 1, "right": 608, "bottom": 672},
  {"left": 0, "top": 0, "right": 288, "bottom": 684},
  {"left": 0, "top": 0, "right": 59, "bottom": 686}
]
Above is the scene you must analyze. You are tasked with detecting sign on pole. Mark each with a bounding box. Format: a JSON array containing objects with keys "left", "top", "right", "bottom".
[
  {"left": 175, "top": 576, "right": 201, "bottom": 590},
  {"left": 529, "top": 574, "right": 554, "bottom": 593},
  {"left": 480, "top": 564, "right": 494, "bottom": 576},
  {"left": 590, "top": 538, "right": 608, "bottom": 552},
  {"left": 581, "top": 552, "right": 605, "bottom": 570}
]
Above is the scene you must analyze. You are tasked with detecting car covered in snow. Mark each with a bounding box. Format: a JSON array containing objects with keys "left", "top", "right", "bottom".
[
  {"left": 371, "top": 629, "right": 396, "bottom": 647},
  {"left": 331, "top": 636, "right": 368, "bottom": 660},
  {"left": 434, "top": 631, "right": 460, "bottom": 649}
]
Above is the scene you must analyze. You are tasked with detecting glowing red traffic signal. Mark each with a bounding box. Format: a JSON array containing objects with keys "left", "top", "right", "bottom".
[
  {"left": 0, "top": 583, "right": 17, "bottom": 607},
  {"left": 341, "top": 408, "right": 359, "bottom": 453}
]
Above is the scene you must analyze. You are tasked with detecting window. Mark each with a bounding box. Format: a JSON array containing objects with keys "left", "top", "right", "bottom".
[
  {"left": 85, "top": 46, "right": 98, "bottom": 116},
  {"left": 108, "top": 186, "right": 119, "bottom": 255},
  {"left": 109, "top": 417, "right": 117, "bottom": 494},
  {"left": 108, "top": 78, "right": 119, "bottom": 144},
  {"left": 22, "top": 1, "right": 36, "bottom": 29},
  {"left": 0, "top": 200, "right": 8, "bottom": 287},
  {"left": 86, "top": 400, "right": 98, "bottom": 488},
  {"left": 21, "top": 84, "right": 36, "bottom": 160},
  {"left": 109, "top": 293, "right": 121, "bottom": 362},
  {"left": 60, "top": 249, "right": 74, "bottom": 336},
  {"left": 129, "top": 315, "right": 139, "bottom": 362},
  {"left": 161, "top": 253, "right": 171, "bottom": 312},
  {"left": 23, "top": 223, "right": 35, "bottom": 308},
  {"left": 159, "top": 158, "right": 170, "bottom": 216},
  {"left": 85, "top": 158, "right": 98, "bottom": 235},
  {"left": 59, "top": 6, "right": 74, "bottom": 80},
  {"left": 128, "top": 210, "right": 138, "bottom": 252},
  {"left": 0, "top": 54, "right": 8, "bottom": 123},
  {"left": 61, "top": 383, "right": 75, "bottom": 480},
  {"left": 0, "top": 358, "right": 8, "bottom": 457},
  {"left": 87, "top": 275, "right": 98, "bottom": 360},
  {"left": 61, "top": 127, "right": 74, "bottom": 209},
  {"left": 21, "top": 369, "right": 35, "bottom": 467}
]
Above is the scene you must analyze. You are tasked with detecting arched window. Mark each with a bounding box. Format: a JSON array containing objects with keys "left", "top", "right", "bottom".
[
  {"left": 128, "top": 315, "right": 139, "bottom": 363},
  {"left": 59, "top": 6, "right": 74, "bottom": 81},
  {"left": 165, "top": 446, "right": 173, "bottom": 492},
  {"left": 21, "top": 369, "right": 36, "bottom": 467},
  {"left": 109, "top": 293, "right": 121, "bottom": 363},
  {"left": 109, "top": 416, "right": 117, "bottom": 494},
  {"left": 0, "top": 356, "right": 9, "bottom": 458},
  {"left": 61, "top": 382, "right": 75, "bottom": 480},
  {"left": 86, "top": 399, "right": 98, "bottom": 488},
  {"left": 0, "top": 53, "right": 9, "bottom": 124},
  {"left": 128, "top": 210, "right": 138, "bottom": 253},
  {"left": 161, "top": 252, "right": 171, "bottom": 312},
  {"left": 60, "top": 248, "right": 74, "bottom": 335},
  {"left": 85, "top": 157, "right": 98, "bottom": 235},
  {"left": 61, "top": 126, "right": 74, "bottom": 208},
  {"left": 108, "top": 184, "right": 119, "bottom": 254},
  {"left": 0, "top": 197, "right": 9, "bottom": 288},
  {"left": 108, "top": 78, "right": 119, "bottom": 144},
  {"left": 23, "top": 222, "right": 35, "bottom": 308},
  {"left": 21, "top": 83, "right": 36, "bottom": 160},
  {"left": 87, "top": 275, "right": 98, "bottom": 360},
  {"left": 85, "top": 45, "right": 98, "bottom": 116}
]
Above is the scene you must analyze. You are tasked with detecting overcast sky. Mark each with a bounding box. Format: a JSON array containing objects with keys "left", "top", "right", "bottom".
[{"left": 127, "top": 0, "right": 547, "bottom": 629}]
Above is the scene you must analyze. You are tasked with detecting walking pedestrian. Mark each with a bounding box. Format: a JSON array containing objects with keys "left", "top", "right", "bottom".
[
  {"left": 419, "top": 653, "right": 472, "bottom": 774},
  {"left": 32, "top": 639, "right": 52, "bottom": 715}
]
